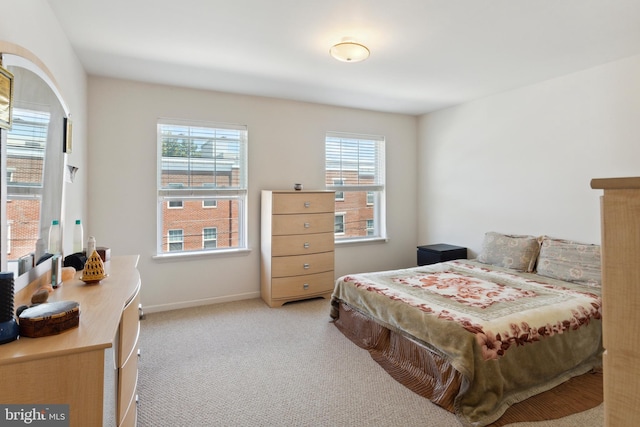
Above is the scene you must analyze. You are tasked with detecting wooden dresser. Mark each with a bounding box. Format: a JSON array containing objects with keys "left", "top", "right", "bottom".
[
  {"left": 591, "top": 177, "right": 640, "bottom": 426},
  {"left": 261, "top": 190, "right": 335, "bottom": 307},
  {"left": 0, "top": 255, "right": 142, "bottom": 427}
]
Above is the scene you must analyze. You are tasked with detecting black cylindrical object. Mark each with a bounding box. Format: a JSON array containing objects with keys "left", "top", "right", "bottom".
[{"left": 0, "top": 271, "right": 19, "bottom": 344}]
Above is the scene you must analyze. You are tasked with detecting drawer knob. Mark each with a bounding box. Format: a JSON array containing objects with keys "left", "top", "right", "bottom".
[
  {"left": 304, "top": 222, "right": 310, "bottom": 228},
  {"left": 303, "top": 283, "right": 309, "bottom": 290},
  {"left": 303, "top": 242, "right": 310, "bottom": 249},
  {"left": 303, "top": 263, "right": 310, "bottom": 269},
  {"left": 304, "top": 201, "right": 311, "bottom": 208}
]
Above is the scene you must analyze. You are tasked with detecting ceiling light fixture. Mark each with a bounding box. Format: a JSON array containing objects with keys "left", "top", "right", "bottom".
[{"left": 329, "top": 38, "right": 370, "bottom": 63}]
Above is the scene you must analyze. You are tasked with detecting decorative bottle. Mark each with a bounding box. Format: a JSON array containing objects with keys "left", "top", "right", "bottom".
[
  {"left": 73, "top": 219, "right": 84, "bottom": 254},
  {"left": 87, "top": 236, "right": 96, "bottom": 257},
  {"left": 48, "top": 220, "right": 61, "bottom": 255}
]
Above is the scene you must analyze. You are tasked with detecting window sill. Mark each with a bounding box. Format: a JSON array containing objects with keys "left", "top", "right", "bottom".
[
  {"left": 335, "top": 237, "right": 388, "bottom": 247},
  {"left": 152, "top": 247, "right": 252, "bottom": 262}
]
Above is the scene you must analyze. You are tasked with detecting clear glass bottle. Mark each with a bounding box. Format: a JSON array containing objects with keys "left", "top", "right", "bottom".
[
  {"left": 48, "top": 220, "right": 61, "bottom": 255},
  {"left": 73, "top": 219, "right": 84, "bottom": 253}
]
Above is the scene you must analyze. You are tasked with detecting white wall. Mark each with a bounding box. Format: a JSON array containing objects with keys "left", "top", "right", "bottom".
[
  {"left": 0, "top": 0, "right": 88, "bottom": 256},
  {"left": 88, "top": 77, "right": 418, "bottom": 312},
  {"left": 418, "top": 54, "right": 640, "bottom": 256}
]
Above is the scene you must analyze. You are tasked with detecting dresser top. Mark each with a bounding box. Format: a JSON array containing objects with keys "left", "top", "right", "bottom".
[
  {"left": 0, "top": 255, "right": 140, "bottom": 365},
  {"left": 591, "top": 177, "right": 640, "bottom": 190}
]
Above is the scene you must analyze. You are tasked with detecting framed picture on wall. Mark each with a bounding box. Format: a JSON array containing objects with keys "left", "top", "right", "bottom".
[
  {"left": 63, "top": 117, "right": 72, "bottom": 153},
  {"left": 0, "top": 64, "right": 14, "bottom": 130}
]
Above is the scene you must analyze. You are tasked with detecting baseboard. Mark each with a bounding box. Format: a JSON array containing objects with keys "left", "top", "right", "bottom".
[{"left": 142, "top": 291, "right": 261, "bottom": 314}]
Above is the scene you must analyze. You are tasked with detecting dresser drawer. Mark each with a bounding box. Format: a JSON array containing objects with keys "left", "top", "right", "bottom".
[
  {"left": 272, "top": 251, "right": 334, "bottom": 277},
  {"left": 273, "top": 213, "right": 334, "bottom": 235},
  {"left": 119, "top": 398, "right": 137, "bottom": 427},
  {"left": 272, "top": 232, "right": 334, "bottom": 256},
  {"left": 271, "top": 271, "right": 335, "bottom": 299},
  {"left": 118, "top": 344, "right": 138, "bottom": 424},
  {"left": 273, "top": 192, "right": 334, "bottom": 214},
  {"left": 119, "top": 287, "right": 141, "bottom": 366}
]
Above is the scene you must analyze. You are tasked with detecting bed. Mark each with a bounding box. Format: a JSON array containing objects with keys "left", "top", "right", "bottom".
[{"left": 330, "top": 232, "right": 603, "bottom": 427}]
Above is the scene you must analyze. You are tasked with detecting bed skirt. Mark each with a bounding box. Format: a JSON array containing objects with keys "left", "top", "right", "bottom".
[{"left": 332, "top": 300, "right": 461, "bottom": 412}]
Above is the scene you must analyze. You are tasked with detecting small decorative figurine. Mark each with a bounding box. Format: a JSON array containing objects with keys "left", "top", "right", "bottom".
[{"left": 81, "top": 250, "right": 107, "bottom": 284}]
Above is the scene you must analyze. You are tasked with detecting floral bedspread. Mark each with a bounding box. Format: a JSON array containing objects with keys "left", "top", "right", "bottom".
[{"left": 330, "top": 260, "right": 603, "bottom": 426}]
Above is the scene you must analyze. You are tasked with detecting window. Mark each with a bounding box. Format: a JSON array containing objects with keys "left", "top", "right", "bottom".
[
  {"left": 168, "top": 229, "right": 184, "bottom": 252},
  {"left": 5, "top": 108, "right": 48, "bottom": 260},
  {"left": 6, "top": 223, "right": 11, "bottom": 254},
  {"left": 325, "top": 132, "right": 386, "bottom": 241},
  {"left": 157, "top": 120, "right": 248, "bottom": 255},
  {"left": 203, "top": 227, "right": 217, "bottom": 249},
  {"left": 366, "top": 191, "right": 374, "bottom": 206},
  {"left": 335, "top": 213, "right": 345, "bottom": 235},
  {"left": 333, "top": 179, "right": 344, "bottom": 201}
]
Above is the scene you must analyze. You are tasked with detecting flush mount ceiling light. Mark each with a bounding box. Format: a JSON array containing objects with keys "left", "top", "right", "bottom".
[{"left": 329, "top": 38, "right": 370, "bottom": 63}]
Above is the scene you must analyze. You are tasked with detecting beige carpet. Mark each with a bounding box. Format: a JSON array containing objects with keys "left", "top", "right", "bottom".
[{"left": 137, "top": 297, "right": 603, "bottom": 426}]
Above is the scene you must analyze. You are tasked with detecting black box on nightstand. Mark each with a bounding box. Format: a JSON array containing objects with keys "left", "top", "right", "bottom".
[{"left": 417, "top": 244, "right": 467, "bottom": 266}]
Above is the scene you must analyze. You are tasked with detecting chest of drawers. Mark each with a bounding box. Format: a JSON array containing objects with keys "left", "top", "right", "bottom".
[
  {"left": 261, "top": 190, "right": 335, "bottom": 307},
  {"left": 591, "top": 177, "right": 640, "bottom": 426}
]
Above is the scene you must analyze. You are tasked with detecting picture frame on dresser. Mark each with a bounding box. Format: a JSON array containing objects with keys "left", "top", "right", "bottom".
[{"left": 0, "top": 63, "right": 13, "bottom": 129}]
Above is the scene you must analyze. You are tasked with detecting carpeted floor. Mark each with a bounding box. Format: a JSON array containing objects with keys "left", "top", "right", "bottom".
[{"left": 137, "top": 297, "right": 603, "bottom": 426}]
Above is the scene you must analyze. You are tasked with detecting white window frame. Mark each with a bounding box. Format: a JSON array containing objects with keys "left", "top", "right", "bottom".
[
  {"left": 156, "top": 119, "right": 248, "bottom": 257},
  {"left": 325, "top": 132, "right": 386, "bottom": 243}
]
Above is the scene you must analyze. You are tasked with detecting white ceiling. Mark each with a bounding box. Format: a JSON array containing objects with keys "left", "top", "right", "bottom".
[{"left": 47, "top": 0, "right": 640, "bottom": 115}]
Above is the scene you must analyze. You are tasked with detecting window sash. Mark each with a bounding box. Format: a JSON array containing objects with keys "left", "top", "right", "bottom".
[
  {"left": 158, "top": 120, "right": 247, "bottom": 191},
  {"left": 325, "top": 132, "right": 385, "bottom": 188},
  {"left": 157, "top": 195, "right": 245, "bottom": 254}
]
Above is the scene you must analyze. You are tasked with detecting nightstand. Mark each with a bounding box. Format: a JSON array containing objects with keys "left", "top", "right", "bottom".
[{"left": 417, "top": 244, "right": 467, "bottom": 266}]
